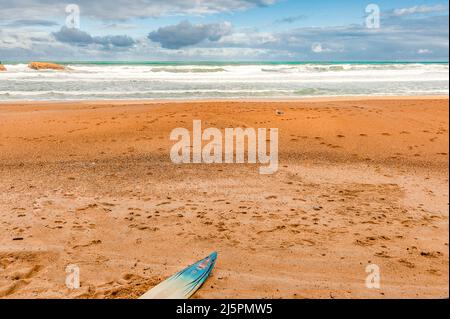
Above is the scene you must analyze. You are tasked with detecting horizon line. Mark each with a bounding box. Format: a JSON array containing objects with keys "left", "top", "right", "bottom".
[{"left": 2, "top": 60, "right": 449, "bottom": 64}]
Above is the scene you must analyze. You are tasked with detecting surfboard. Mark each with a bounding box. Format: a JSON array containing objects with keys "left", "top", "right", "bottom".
[{"left": 139, "top": 252, "right": 217, "bottom": 299}]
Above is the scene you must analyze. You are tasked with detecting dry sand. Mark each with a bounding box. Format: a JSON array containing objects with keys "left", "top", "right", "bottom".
[{"left": 0, "top": 97, "right": 448, "bottom": 299}]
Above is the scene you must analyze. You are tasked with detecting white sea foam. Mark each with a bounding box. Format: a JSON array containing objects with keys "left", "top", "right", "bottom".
[{"left": 0, "top": 63, "right": 448, "bottom": 100}]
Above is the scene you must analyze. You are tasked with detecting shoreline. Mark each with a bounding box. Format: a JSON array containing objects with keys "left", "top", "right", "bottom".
[{"left": 0, "top": 95, "right": 448, "bottom": 106}]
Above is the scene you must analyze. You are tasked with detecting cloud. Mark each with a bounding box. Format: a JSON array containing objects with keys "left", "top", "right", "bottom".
[
  {"left": 100, "top": 23, "right": 138, "bottom": 30},
  {"left": 285, "top": 16, "right": 447, "bottom": 60},
  {"left": 53, "top": 27, "right": 135, "bottom": 48},
  {"left": 215, "top": 14, "right": 448, "bottom": 61},
  {"left": 94, "top": 35, "right": 136, "bottom": 47},
  {"left": 392, "top": 4, "right": 448, "bottom": 17},
  {"left": 418, "top": 49, "right": 433, "bottom": 54},
  {"left": 148, "top": 21, "right": 232, "bottom": 49},
  {"left": 311, "top": 43, "right": 332, "bottom": 53},
  {"left": 275, "top": 15, "right": 307, "bottom": 24},
  {"left": 53, "top": 27, "right": 93, "bottom": 46},
  {"left": 0, "top": 0, "right": 277, "bottom": 20},
  {"left": 3, "top": 19, "right": 59, "bottom": 27},
  {"left": 1, "top": 3, "right": 448, "bottom": 62}
]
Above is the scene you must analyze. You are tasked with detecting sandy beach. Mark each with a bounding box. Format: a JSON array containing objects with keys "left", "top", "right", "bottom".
[{"left": 0, "top": 97, "right": 448, "bottom": 299}]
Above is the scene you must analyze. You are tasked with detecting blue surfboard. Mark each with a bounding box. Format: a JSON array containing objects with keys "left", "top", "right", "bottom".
[{"left": 139, "top": 252, "right": 217, "bottom": 299}]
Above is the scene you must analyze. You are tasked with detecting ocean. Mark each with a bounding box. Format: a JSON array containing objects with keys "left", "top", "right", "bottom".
[{"left": 0, "top": 62, "right": 448, "bottom": 101}]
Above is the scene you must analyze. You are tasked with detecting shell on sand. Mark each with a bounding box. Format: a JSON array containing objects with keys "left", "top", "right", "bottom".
[
  {"left": 0, "top": 64, "right": 6, "bottom": 71},
  {"left": 28, "top": 62, "right": 66, "bottom": 71}
]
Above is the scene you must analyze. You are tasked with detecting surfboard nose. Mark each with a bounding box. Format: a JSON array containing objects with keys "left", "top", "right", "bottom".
[{"left": 209, "top": 251, "right": 218, "bottom": 262}]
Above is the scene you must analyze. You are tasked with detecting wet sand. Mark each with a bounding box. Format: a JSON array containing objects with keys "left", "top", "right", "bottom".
[{"left": 0, "top": 97, "right": 448, "bottom": 299}]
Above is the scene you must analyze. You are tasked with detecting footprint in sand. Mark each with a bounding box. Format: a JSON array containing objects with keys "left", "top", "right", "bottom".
[{"left": 0, "top": 251, "right": 57, "bottom": 297}]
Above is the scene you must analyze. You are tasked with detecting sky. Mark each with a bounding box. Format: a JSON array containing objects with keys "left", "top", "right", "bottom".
[{"left": 0, "top": 0, "right": 448, "bottom": 61}]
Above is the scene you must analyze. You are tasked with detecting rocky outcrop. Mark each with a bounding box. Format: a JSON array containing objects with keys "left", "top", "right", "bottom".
[
  {"left": 0, "top": 64, "right": 6, "bottom": 71},
  {"left": 28, "top": 62, "right": 66, "bottom": 70}
]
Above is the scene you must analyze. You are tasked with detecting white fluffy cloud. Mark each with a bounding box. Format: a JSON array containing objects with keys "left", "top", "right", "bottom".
[
  {"left": 311, "top": 43, "right": 331, "bottom": 53},
  {"left": 418, "top": 49, "right": 432, "bottom": 54}
]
